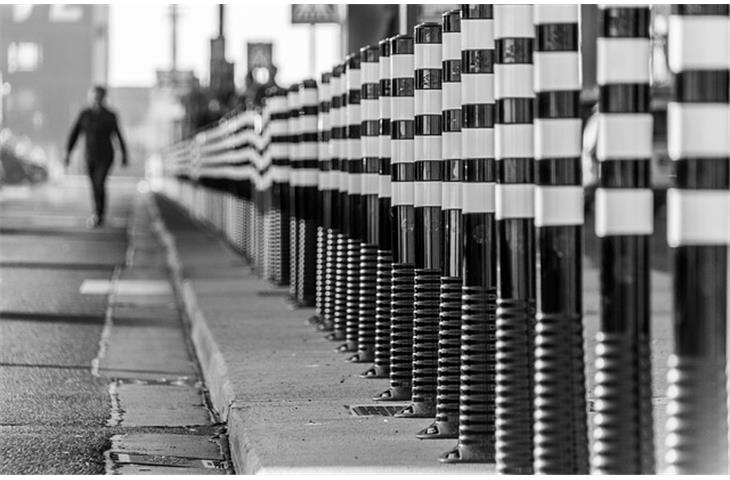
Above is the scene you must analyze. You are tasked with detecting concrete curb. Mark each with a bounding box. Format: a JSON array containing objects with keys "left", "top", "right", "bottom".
[{"left": 146, "top": 195, "right": 263, "bottom": 474}]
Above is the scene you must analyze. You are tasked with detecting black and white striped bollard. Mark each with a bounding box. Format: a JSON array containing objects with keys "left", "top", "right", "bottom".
[
  {"left": 350, "top": 44, "right": 380, "bottom": 363},
  {"left": 532, "top": 5, "right": 589, "bottom": 474},
  {"left": 665, "top": 4, "right": 729, "bottom": 474},
  {"left": 418, "top": 6, "right": 461, "bottom": 440},
  {"left": 361, "top": 38, "right": 394, "bottom": 379},
  {"left": 374, "top": 34, "right": 416, "bottom": 402},
  {"left": 441, "top": 4, "right": 497, "bottom": 464},
  {"left": 592, "top": 5, "right": 654, "bottom": 474},
  {"left": 493, "top": 4, "right": 536, "bottom": 473},
  {"left": 397, "top": 21, "right": 443, "bottom": 419}
]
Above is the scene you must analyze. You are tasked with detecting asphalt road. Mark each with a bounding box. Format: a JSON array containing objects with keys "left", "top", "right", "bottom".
[{"left": 0, "top": 178, "right": 134, "bottom": 474}]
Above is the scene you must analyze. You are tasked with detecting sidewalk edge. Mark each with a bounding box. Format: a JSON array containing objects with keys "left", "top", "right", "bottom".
[{"left": 146, "top": 193, "right": 263, "bottom": 474}]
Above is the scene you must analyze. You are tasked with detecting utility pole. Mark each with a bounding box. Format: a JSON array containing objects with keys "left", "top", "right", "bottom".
[
  {"left": 218, "top": 4, "right": 224, "bottom": 38},
  {"left": 170, "top": 5, "right": 178, "bottom": 72}
]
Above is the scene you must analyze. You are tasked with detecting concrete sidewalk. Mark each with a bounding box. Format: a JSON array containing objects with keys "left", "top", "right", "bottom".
[{"left": 149, "top": 192, "right": 674, "bottom": 474}]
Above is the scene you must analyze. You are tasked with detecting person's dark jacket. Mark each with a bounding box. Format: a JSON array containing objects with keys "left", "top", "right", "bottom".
[{"left": 66, "top": 106, "right": 127, "bottom": 166}]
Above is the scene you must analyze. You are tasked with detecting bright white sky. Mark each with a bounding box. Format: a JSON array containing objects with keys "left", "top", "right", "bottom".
[{"left": 108, "top": 3, "right": 341, "bottom": 88}]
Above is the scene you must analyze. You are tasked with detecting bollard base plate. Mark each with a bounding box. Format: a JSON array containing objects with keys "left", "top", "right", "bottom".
[
  {"left": 347, "top": 351, "right": 374, "bottom": 363},
  {"left": 394, "top": 401, "right": 436, "bottom": 418},
  {"left": 336, "top": 342, "right": 356, "bottom": 353},
  {"left": 415, "top": 420, "right": 458, "bottom": 439},
  {"left": 325, "top": 331, "right": 345, "bottom": 342},
  {"left": 360, "top": 365, "right": 389, "bottom": 379},
  {"left": 373, "top": 385, "right": 411, "bottom": 402},
  {"left": 439, "top": 443, "right": 495, "bottom": 464}
]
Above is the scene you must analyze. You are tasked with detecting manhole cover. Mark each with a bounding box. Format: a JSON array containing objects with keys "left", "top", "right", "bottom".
[{"left": 348, "top": 404, "right": 409, "bottom": 416}]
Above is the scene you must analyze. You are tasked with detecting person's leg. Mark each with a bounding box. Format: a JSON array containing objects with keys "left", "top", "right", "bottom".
[
  {"left": 93, "top": 160, "right": 113, "bottom": 224},
  {"left": 86, "top": 161, "right": 100, "bottom": 221}
]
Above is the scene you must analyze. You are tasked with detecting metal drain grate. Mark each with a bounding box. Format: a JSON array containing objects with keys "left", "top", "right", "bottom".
[
  {"left": 347, "top": 404, "right": 409, "bottom": 417},
  {"left": 256, "top": 290, "right": 289, "bottom": 297}
]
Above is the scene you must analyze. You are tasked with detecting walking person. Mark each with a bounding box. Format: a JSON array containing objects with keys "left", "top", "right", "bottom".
[{"left": 65, "top": 85, "right": 128, "bottom": 227}]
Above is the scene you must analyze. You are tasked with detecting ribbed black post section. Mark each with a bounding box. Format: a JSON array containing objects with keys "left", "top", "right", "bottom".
[
  {"left": 374, "top": 34, "right": 416, "bottom": 402},
  {"left": 592, "top": 5, "right": 654, "bottom": 474},
  {"left": 395, "top": 21, "right": 442, "bottom": 419},
  {"left": 532, "top": 5, "right": 589, "bottom": 474},
  {"left": 287, "top": 84, "right": 301, "bottom": 303},
  {"left": 311, "top": 72, "right": 331, "bottom": 327},
  {"left": 322, "top": 65, "right": 343, "bottom": 334},
  {"left": 350, "top": 44, "right": 380, "bottom": 364},
  {"left": 441, "top": 3, "right": 497, "bottom": 464},
  {"left": 418, "top": 7, "right": 462, "bottom": 440},
  {"left": 326, "top": 64, "right": 348, "bottom": 341},
  {"left": 665, "top": 5, "right": 730, "bottom": 475},
  {"left": 493, "top": 4, "right": 535, "bottom": 474},
  {"left": 296, "top": 79, "right": 319, "bottom": 308},
  {"left": 339, "top": 52, "right": 363, "bottom": 354},
  {"left": 268, "top": 87, "right": 290, "bottom": 286},
  {"left": 361, "top": 38, "right": 394, "bottom": 379}
]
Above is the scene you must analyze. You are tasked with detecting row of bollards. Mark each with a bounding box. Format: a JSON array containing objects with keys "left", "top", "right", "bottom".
[{"left": 159, "top": 4, "right": 730, "bottom": 474}]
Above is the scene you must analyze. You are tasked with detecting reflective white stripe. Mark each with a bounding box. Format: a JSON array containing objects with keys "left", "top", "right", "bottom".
[
  {"left": 346, "top": 71, "right": 361, "bottom": 91},
  {"left": 462, "top": 182, "right": 495, "bottom": 213},
  {"left": 596, "top": 113, "right": 653, "bottom": 160},
  {"left": 534, "top": 185, "right": 584, "bottom": 226},
  {"left": 338, "top": 171, "right": 348, "bottom": 192},
  {"left": 320, "top": 171, "right": 338, "bottom": 190},
  {"left": 362, "top": 136, "right": 379, "bottom": 156},
  {"left": 443, "top": 31, "right": 461, "bottom": 59},
  {"left": 271, "top": 166, "right": 289, "bottom": 182},
  {"left": 597, "top": 38, "right": 651, "bottom": 84},
  {"left": 391, "top": 97, "right": 414, "bottom": 120},
  {"left": 667, "top": 103, "right": 730, "bottom": 159},
  {"left": 494, "top": 5, "right": 533, "bottom": 38},
  {"left": 443, "top": 83, "right": 461, "bottom": 109},
  {"left": 533, "top": 52, "right": 581, "bottom": 92},
  {"left": 361, "top": 173, "right": 380, "bottom": 195},
  {"left": 391, "top": 140, "right": 414, "bottom": 164},
  {"left": 348, "top": 173, "right": 361, "bottom": 194},
  {"left": 461, "top": 18, "right": 494, "bottom": 49},
  {"left": 495, "top": 124, "right": 533, "bottom": 159},
  {"left": 667, "top": 189, "right": 730, "bottom": 246},
  {"left": 348, "top": 105, "right": 361, "bottom": 123},
  {"left": 462, "top": 74, "right": 495, "bottom": 104},
  {"left": 300, "top": 143, "right": 318, "bottom": 158},
  {"left": 414, "top": 181, "right": 442, "bottom": 207},
  {"left": 378, "top": 175, "right": 392, "bottom": 198},
  {"left": 595, "top": 188, "right": 653, "bottom": 237},
  {"left": 534, "top": 118, "right": 582, "bottom": 159},
  {"left": 462, "top": 128, "right": 494, "bottom": 158},
  {"left": 299, "top": 169, "right": 318, "bottom": 187},
  {"left": 379, "top": 135, "right": 391, "bottom": 157},
  {"left": 415, "top": 44, "right": 441, "bottom": 69},
  {"left": 346, "top": 139, "right": 360, "bottom": 159},
  {"left": 533, "top": 5, "right": 579, "bottom": 23},
  {"left": 415, "top": 90, "right": 442, "bottom": 115},
  {"left": 361, "top": 99, "right": 379, "bottom": 121},
  {"left": 668, "top": 16, "right": 730, "bottom": 71},
  {"left": 443, "top": 133, "right": 460, "bottom": 159},
  {"left": 415, "top": 136, "right": 442, "bottom": 161},
  {"left": 362, "top": 62, "right": 379, "bottom": 81},
  {"left": 442, "top": 182, "right": 462, "bottom": 209},
  {"left": 496, "top": 183, "right": 534, "bottom": 219},
  {"left": 391, "top": 182, "right": 414, "bottom": 206},
  {"left": 391, "top": 55, "right": 414, "bottom": 79},
  {"left": 495, "top": 64, "right": 534, "bottom": 99}
]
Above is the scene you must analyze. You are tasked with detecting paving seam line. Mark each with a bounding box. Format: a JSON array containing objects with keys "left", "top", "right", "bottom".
[{"left": 145, "top": 193, "right": 263, "bottom": 475}]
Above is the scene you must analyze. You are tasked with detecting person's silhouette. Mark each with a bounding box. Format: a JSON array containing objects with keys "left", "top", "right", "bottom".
[{"left": 66, "top": 85, "right": 128, "bottom": 227}]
